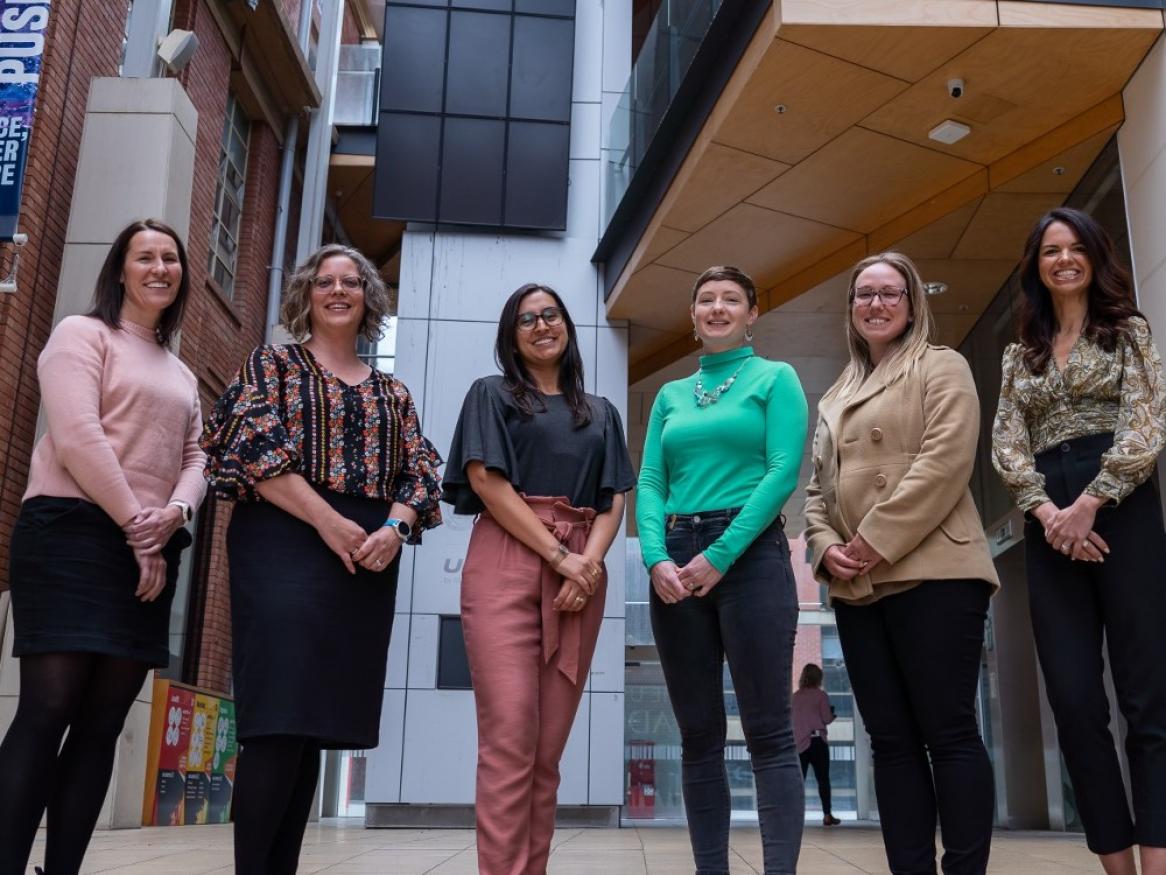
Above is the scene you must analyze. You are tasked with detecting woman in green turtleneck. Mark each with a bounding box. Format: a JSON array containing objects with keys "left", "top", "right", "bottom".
[{"left": 637, "top": 265, "right": 808, "bottom": 875}]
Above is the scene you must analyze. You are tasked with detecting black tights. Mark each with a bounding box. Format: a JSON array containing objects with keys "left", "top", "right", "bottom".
[
  {"left": 233, "top": 735, "right": 322, "bottom": 875},
  {"left": 0, "top": 652, "right": 149, "bottom": 875}
]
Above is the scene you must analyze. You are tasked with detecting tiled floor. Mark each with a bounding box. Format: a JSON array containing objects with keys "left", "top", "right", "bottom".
[{"left": 27, "top": 820, "right": 1103, "bottom": 874}]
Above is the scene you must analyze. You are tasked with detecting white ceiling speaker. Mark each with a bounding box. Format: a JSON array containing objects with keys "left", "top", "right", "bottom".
[
  {"left": 157, "top": 28, "right": 199, "bottom": 73},
  {"left": 928, "top": 119, "right": 971, "bottom": 145}
]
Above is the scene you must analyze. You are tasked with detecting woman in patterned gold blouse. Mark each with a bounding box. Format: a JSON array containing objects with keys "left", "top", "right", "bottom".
[
  {"left": 201, "top": 244, "right": 442, "bottom": 874},
  {"left": 992, "top": 207, "right": 1166, "bottom": 875}
]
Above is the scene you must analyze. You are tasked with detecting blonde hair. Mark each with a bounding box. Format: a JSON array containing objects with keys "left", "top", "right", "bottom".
[
  {"left": 822, "top": 252, "right": 935, "bottom": 404},
  {"left": 280, "top": 243, "right": 390, "bottom": 342}
]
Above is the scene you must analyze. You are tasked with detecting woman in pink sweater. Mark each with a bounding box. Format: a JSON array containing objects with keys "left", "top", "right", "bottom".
[
  {"left": 792, "top": 663, "right": 840, "bottom": 826},
  {"left": 0, "top": 219, "right": 205, "bottom": 875}
]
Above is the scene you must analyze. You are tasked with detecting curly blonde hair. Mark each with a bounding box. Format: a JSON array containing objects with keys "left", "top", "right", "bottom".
[{"left": 280, "top": 243, "right": 390, "bottom": 342}]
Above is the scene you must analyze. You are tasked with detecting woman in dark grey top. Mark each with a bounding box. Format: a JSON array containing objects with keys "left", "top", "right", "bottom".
[{"left": 443, "top": 283, "right": 634, "bottom": 875}]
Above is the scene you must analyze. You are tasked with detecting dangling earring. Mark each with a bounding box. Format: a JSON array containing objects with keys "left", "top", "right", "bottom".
[
  {"left": 745, "top": 326, "right": 754, "bottom": 342},
  {"left": 693, "top": 330, "right": 700, "bottom": 342}
]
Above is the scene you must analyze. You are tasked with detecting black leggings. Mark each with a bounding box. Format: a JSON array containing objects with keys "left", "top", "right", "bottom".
[
  {"left": 800, "top": 736, "right": 833, "bottom": 817},
  {"left": 233, "top": 735, "right": 322, "bottom": 875},
  {"left": 0, "top": 652, "right": 150, "bottom": 875}
]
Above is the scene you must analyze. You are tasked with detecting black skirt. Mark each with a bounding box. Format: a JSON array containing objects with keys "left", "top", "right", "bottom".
[
  {"left": 9, "top": 496, "right": 192, "bottom": 667},
  {"left": 227, "top": 489, "right": 399, "bottom": 749}
]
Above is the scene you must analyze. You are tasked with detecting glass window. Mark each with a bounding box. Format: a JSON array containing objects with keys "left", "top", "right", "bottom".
[{"left": 207, "top": 94, "right": 250, "bottom": 299}]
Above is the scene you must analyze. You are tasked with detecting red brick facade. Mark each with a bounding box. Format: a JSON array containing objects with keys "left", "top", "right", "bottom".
[{"left": 0, "top": 0, "right": 364, "bottom": 695}]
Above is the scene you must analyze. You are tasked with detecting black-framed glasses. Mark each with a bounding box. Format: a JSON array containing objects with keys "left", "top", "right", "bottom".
[
  {"left": 313, "top": 275, "right": 363, "bottom": 291},
  {"left": 516, "top": 307, "right": 564, "bottom": 331},
  {"left": 852, "top": 286, "right": 907, "bottom": 307}
]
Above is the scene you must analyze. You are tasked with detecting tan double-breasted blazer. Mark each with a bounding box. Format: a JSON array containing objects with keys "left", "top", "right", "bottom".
[{"left": 804, "top": 345, "right": 1000, "bottom": 603}]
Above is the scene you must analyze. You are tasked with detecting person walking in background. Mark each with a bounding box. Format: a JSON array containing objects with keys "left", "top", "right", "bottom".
[
  {"left": 0, "top": 219, "right": 204, "bottom": 875},
  {"left": 793, "top": 663, "right": 839, "bottom": 827},
  {"left": 442, "top": 283, "right": 634, "bottom": 875},
  {"left": 804, "top": 252, "right": 999, "bottom": 875},
  {"left": 637, "top": 265, "right": 808, "bottom": 875},
  {"left": 201, "top": 243, "right": 442, "bottom": 875},
  {"left": 992, "top": 207, "right": 1166, "bottom": 875}
]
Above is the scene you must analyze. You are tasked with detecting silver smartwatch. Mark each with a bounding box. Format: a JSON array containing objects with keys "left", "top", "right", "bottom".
[{"left": 382, "top": 517, "right": 412, "bottom": 541}]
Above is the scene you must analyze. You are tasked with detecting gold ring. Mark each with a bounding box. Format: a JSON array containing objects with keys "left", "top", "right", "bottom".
[{"left": 575, "top": 596, "right": 585, "bottom": 605}]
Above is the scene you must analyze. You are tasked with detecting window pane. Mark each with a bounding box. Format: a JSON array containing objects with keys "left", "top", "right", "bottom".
[
  {"left": 440, "top": 117, "right": 504, "bottom": 225},
  {"left": 510, "top": 15, "right": 573, "bottom": 122},
  {"left": 445, "top": 10, "right": 511, "bottom": 117},
  {"left": 380, "top": 6, "right": 448, "bottom": 113}
]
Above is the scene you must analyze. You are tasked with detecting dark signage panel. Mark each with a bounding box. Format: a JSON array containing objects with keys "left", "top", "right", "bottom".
[{"left": 374, "top": 0, "right": 577, "bottom": 231}]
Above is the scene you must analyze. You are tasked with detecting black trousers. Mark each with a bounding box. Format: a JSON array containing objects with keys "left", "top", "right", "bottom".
[
  {"left": 800, "top": 736, "right": 832, "bottom": 817},
  {"left": 651, "top": 512, "right": 803, "bottom": 875},
  {"left": 834, "top": 579, "right": 994, "bottom": 875},
  {"left": 1026, "top": 432, "right": 1166, "bottom": 854}
]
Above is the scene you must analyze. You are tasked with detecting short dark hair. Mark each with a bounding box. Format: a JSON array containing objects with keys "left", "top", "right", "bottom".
[
  {"left": 495, "top": 283, "right": 591, "bottom": 426},
  {"left": 691, "top": 265, "right": 758, "bottom": 309},
  {"left": 87, "top": 219, "right": 191, "bottom": 346},
  {"left": 1018, "top": 207, "right": 1144, "bottom": 374}
]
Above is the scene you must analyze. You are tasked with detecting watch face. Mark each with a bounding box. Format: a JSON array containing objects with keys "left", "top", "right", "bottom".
[{"left": 397, "top": 520, "right": 412, "bottom": 537}]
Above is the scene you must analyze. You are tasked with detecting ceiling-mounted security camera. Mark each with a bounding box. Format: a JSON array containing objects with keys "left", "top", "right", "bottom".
[
  {"left": 157, "top": 29, "right": 199, "bottom": 74},
  {"left": 947, "top": 78, "right": 965, "bottom": 99}
]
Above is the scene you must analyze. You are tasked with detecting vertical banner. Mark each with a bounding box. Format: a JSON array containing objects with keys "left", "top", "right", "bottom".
[
  {"left": 208, "top": 699, "right": 238, "bottom": 823},
  {"left": 184, "top": 693, "right": 219, "bottom": 824},
  {"left": 0, "top": 1, "right": 50, "bottom": 240}
]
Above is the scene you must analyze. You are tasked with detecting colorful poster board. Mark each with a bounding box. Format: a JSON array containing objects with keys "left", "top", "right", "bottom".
[
  {"left": 142, "top": 679, "right": 238, "bottom": 826},
  {"left": 0, "top": 1, "right": 51, "bottom": 240}
]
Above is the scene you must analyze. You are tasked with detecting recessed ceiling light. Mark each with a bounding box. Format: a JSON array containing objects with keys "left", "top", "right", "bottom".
[
  {"left": 1053, "top": 166, "right": 1066, "bottom": 176},
  {"left": 924, "top": 281, "right": 949, "bottom": 296},
  {"left": 774, "top": 104, "right": 787, "bottom": 114},
  {"left": 928, "top": 120, "right": 971, "bottom": 145}
]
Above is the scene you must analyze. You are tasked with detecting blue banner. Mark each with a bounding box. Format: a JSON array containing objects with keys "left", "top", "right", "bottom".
[{"left": 0, "top": 1, "right": 50, "bottom": 241}]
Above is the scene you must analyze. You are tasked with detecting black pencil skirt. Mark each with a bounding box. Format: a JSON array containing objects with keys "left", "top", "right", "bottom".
[
  {"left": 9, "top": 496, "right": 192, "bottom": 667},
  {"left": 227, "top": 489, "right": 400, "bottom": 750}
]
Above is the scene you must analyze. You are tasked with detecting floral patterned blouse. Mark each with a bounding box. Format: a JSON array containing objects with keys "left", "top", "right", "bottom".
[
  {"left": 992, "top": 316, "right": 1166, "bottom": 511},
  {"left": 200, "top": 344, "right": 442, "bottom": 540}
]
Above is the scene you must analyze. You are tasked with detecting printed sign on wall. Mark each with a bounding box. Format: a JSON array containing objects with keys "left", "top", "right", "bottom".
[{"left": 0, "top": 1, "right": 50, "bottom": 240}]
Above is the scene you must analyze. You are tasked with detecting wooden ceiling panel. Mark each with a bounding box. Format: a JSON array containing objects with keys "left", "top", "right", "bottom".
[
  {"left": 952, "top": 192, "right": 1064, "bottom": 260},
  {"left": 996, "top": 1, "right": 1165, "bottom": 28},
  {"left": 888, "top": 199, "right": 981, "bottom": 259},
  {"left": 934, "top": 313, "right": 981, "bottom": 348},
  {"left": 747, "top": 127, "right": 981, "bottom": 233},
  {"left": 913, "top": 258, "right": 1016, "bottom": 315},
  {"left": 712, "top": 39, "right": 907, "bottom": 165},
  {"left": 862, "top": 26, "right": 1159, "bottom": 165},
  {"left": 779, "top": 24, "right": 992, "bottom": 83},
  {"left": 640, "top": 226, "right": 690, "bottom": 265},
  {"left": 613, "top": 263, "right": 701, "bottom": 329},
  {"left": 663, "top": 143, "right": 791, "bottom": 233},
  {"left": 655, "top": 203, "right": 860, "bottom": 285},
  {"left": 996, "top": 127, "right": 1116, "bottom": 194}
]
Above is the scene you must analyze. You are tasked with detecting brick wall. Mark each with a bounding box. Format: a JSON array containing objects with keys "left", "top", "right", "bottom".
[
  {"left": 0, "top": 1, "right": 128, "bottom": 589},
  {"left": 0, "top": 0, "right": 296, "bottom": 696}
]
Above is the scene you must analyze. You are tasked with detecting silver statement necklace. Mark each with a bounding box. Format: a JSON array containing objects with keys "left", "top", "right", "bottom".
[{"left": 694, "top": 359, "right": 747, "bottom": 408}]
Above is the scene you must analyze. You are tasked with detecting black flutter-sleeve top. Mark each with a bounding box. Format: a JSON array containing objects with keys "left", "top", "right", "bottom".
[{"left": 442, "top": 375, "right": 635, "bottom": 515}]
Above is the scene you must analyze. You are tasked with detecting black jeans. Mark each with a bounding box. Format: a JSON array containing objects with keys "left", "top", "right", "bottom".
[
  {"left": 800, "top": 736, "right": 832, "bottom": 817},
  {"left": 1026, "top": 432, "right": 1166, "bottom": 854},
  {"left": 834, "top": 579, "right": 994, "bottom": 875},
  {"left": 651, "top": 511, "right": 802, "bottom": 875}
]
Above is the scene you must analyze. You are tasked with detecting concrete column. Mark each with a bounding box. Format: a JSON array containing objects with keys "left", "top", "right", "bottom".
[
  {"left": 364, "top": 0, "right": 632, "bottom": 824},
  {"left": 0, "top": 76, "right": 197, "bottom": 829},
  {"left": 1118, "top": 28, "right": 1166, "bottom": 516}
]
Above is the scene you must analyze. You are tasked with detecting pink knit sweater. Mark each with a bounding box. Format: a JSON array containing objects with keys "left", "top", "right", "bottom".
[{"left": 22, "top": 315, "right": 206, "bottom": 528}]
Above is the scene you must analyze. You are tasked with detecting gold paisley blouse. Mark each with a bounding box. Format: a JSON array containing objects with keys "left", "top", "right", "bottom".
[{"left": 992, "top": 316, "right": 1166, "bottom": 511}]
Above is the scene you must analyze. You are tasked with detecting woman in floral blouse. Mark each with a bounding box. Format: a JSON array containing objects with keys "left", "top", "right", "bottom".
[
  {"left": 993, "top": 207, "right": 1166, "bottom": 875},
  {"left": 201, "top": 244, "right": 441, "bottom": 874}
]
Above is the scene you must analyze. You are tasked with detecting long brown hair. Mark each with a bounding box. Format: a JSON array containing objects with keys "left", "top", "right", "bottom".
[
  {"left": 87, "top": 219, "right": 190, "bottom": 346},
  {"left": 1017, "top": 208, "right": 1143, "bottom": 373}
]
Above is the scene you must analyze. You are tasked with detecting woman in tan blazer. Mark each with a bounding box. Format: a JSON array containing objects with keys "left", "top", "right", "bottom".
[{"left": 804, "top": 252, "right": 999, "bottom": 875}]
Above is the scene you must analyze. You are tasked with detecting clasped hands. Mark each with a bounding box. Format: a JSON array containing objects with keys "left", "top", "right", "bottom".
[
  {"left": 318, "top": 512, "right": 402, "bottom": 574},
  {"left": 552, "top": 551, "right": 602, "bottom": 613},
  {"left": 650, "top": 553, "right": 724, "bottom": 604},
  {"left": 1032, "top": 495, "right": 1109, "bottom": 563},
  {"left": 822, "top": 533, "right": 883, "bottom": 581},
  {"left": 123, "top": 504, "right": 186, "bottom": 602}
]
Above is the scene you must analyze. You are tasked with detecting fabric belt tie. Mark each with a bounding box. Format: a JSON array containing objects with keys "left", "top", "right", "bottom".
[{"left": 534, "top": 500, "right": 596, "bottom": 686}]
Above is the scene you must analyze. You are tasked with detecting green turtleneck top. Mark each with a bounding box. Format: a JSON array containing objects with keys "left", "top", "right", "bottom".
[{"left": 636, "top": 346, "right": 808, "bottom": 573}]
